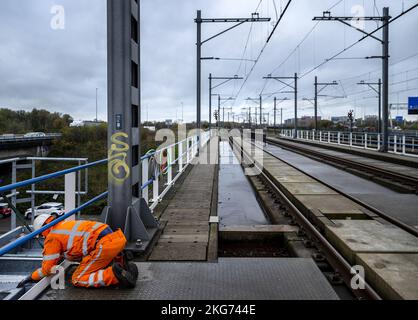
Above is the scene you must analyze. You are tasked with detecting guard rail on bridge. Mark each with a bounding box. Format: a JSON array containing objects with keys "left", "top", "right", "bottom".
[
  {"left": 279, "top": 129, "right": 418, "bottom": 157},
  {"left": 0, "top": 130, "right": 212, "bottom": 257},
  {"left": 0, "top": 133, "right": 62, "bottom": 144}
]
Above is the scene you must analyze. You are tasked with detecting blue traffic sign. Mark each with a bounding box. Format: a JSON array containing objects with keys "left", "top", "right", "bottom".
[{"left": 408, "top": 97, "right": 418, "bottom": 115}]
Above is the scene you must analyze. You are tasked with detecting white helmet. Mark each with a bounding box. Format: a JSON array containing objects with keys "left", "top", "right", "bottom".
[{"left": 33, "top": 214, "right": 52, "bottom": 232}]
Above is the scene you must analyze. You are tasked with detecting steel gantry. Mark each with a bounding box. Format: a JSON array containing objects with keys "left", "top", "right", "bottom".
[
  {"left": 208, "top": 74, "right": 243, "bottom": 129},
  {"left": 263, "top": 74, "right": 298, "bottom": 138},
  {"left": 273, "top": 97, "right": 288, "bottom": 129},
  {"left": 314, "top": 77, "right": 339, "bottom": 130},
  {"left": 219, "top": 97, "right": 234, "bottom": 127},
  {"left": 358, "top": 79, "right": 382, "bottom": 133},
  {"left": 195, "top": 12, "right": 270, "bottom": 149},
  {"left": 246, "top": 96, "right": 264, "bottom": 128},
  {"left": 313, "top": 8, "right": 390, "bottom": 152},
  {"left": 105, "top": 0, "right": 158, "bottom": 252}
]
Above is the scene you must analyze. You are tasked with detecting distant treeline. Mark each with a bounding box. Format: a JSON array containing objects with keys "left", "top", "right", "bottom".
[
  {"left": 0, "top": 108, "right": 183, "bottom": 214},
  {"left": 0, "top": 108, "right": 73, "bottom": 135}
]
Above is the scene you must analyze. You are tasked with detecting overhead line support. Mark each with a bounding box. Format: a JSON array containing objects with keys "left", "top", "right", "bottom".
[
  {"left": 313, "top": 7, "right": 390, "bottom": 152},
  {"left": 263, "top": 74, "right": 298, "bottom": 138},
  {"left": 196, "top": 11, "right": 270, "bottom": 150}
]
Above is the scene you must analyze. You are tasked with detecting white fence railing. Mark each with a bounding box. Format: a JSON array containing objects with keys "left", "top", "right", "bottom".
[
  {"left": 141, "top": 130, "right": 213, "bottom": 211},
  {"left": 279, "top": 129, "right": 418, "bottom": 158}
]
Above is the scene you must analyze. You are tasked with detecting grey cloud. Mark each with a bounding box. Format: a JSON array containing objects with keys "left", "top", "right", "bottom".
[{"left": 0, "top": 0, "right": 417, "bottom": 123}]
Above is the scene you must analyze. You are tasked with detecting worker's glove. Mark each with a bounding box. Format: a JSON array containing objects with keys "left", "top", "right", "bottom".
[{"left": 17, "top": 275, "right": 36, "bottom": 288}]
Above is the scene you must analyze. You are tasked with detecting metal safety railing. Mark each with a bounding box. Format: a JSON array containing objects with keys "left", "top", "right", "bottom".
[
  {"left": 0, "top": 192, "right": 108, "bottom": 256},
  {"left": 280, "top": 129, "right": 418, "bottom": 157},
  {"left": 142, "top": 130, "right": 212, "bottom": 210},
  {"left": 0, "top": 131, "right": 213, "bottom": 257}
]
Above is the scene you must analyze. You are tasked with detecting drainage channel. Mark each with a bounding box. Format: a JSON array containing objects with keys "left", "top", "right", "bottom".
[{"left": 217, "top": 140, "right": 289, "bottom": 258}]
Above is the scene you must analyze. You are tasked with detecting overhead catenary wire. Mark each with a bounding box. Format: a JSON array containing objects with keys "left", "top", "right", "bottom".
[
  {"left": 258, "top": 0, "right": 345, "bottom": 97},
  {"left": 231, "top": 0, "right": 294, "bottom": 109},
  {"left": 299, "top": 3, "right": 418, "bottom": 80},
  {"left": 231, "top": 1, "right": 417, "bottom": 119}
]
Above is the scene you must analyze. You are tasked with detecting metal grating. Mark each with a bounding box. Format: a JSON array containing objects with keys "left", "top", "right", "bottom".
[{"left": 41, "top": 258, "right": 339, "bottom": 300}]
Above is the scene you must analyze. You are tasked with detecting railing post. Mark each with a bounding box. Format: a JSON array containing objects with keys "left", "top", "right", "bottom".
[
  {"left": 167, "top": 146, "right": 173, "bottom": 185},
  {"left": 337, "top": 132, "right": 341, "bottom": 145},
  {"left": 364, "top": 133, "right": 368, "bottom": 149},
  {"left": 179, "top": 141, "right": 184, "bottom": 172},
  {"left": 328, "top": 131, "right": 331, "bottom": 143},
  {"left": 31, "top": 160, "right": 36, "bottom": 225},
  {"left": 350, "top": 133, "right": 353, "bottom": 147},
  {"left": 320, "top": 131, "right": 322, "bottom": 142},
  {"left": 142, "top": 158, "right": 149, "bottom": 204},
  {"left": 11, "top": 161, "right": 17, "bottom": 230},
  {"left": 377, "top": 134, "right": 381, "bottom": 150},
  {"left": 394, "top": 135, "right": 397, "bottom": 153},
  {"left": 192, "top": 136, "right": 196, "bottom": 159},
  {"left": 152, "top": 171, "right": 159, "bottom": 204},
  {"left": 402, "top": 135, "right": 406, "bottom": 155},
  {"left": 188, "top": 137, "right": 192, "bottom": 163},
  {"left": 65, "top": 173, "right": 76, "bottom": 221}
]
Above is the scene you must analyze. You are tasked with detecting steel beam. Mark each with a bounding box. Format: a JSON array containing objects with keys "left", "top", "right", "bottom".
[
  {"left": 106, "top": 0, "right": 157, "bottom": 251},
  {"left": 381, "top": 7, "right": 390, "bottom": 152}
]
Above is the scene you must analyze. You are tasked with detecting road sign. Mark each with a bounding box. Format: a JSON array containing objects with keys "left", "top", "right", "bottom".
[
  {"left": 408, "top": 97, "right": 418, "bottom": 115},
  {"left": 395, "top": 116, "right": 403, "bottom": 122}
]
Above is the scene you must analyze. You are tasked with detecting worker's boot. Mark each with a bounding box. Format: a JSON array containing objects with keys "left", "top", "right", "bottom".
[
  {"left": 112, "top": 263, "right": 136, "bottom": 289},
  {"left": 127, "top": 262, "right": 139, "bottom": 281}
]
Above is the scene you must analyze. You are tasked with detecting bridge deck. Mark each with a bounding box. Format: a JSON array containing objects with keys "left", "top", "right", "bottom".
[
  {"left": 252, "top": 140, "right": 418, "bottom": 299},
  {"left": 148, "top": 161, "right": 217, "bottom": 261},
  {"left": 41, "top": 258, "right": 339, "bottom": 300},
  {"left": 263, "top": 142, "right": 418, "bottom": 227}
]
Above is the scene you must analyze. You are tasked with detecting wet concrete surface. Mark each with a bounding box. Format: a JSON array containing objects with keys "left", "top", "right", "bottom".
[
  {"left": 218, "top": 141, "right": 269, "bottom": 228},
  {"left": 265, "top": 144, "right": 418, "bottom": 228}
]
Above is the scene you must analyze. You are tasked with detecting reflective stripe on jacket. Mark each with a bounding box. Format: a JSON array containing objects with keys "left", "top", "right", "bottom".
[{"left": 31, "top": 220, "right": 108, "bottom": 281}]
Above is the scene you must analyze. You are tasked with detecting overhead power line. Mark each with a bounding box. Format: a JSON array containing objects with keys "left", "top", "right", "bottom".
[
  {"left": 267, "top": 0, "right": 293, "bottom": 43},
  {"left": 300, "top": 3, "right": 418, "bottom": 79},
  {"left": 259, "top": 0, "right": 345, "bottom": 97},
  {"left": 231, "top": 0, "right": 294, "bottom": 108}
]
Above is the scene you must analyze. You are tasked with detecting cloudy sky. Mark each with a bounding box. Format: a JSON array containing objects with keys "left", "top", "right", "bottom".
[{"left": 0, "top": 0, "right": 417, "bottom": 124}]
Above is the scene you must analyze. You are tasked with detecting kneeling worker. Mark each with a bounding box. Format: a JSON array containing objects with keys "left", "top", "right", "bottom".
[{"left": 18, "top": 214, "right": 138, "bottom": 289}]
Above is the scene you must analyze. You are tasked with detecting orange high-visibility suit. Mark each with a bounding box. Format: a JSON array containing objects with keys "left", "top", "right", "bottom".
[{"left": 31, "top": 220, "right": 127, "bottom": 288}]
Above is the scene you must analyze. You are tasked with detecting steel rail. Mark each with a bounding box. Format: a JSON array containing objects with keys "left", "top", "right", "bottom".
[
  {"left": 265, "top": 139, "right": 418, "bottom": 238},
  {"left": 231, "top": 137, "right": 381, "bottom": 300},
  {"left": 268, "top": 138, "right": 418, "bottom": 190}
]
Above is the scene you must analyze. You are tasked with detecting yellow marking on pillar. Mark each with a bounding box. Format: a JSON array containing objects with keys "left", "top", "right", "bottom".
[{"left": 108, "top": 132, "right": 130, "bottom": 185}]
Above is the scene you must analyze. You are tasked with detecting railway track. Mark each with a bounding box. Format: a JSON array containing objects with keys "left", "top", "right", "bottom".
[
  {"left": 229, "top": 136, "right": 381, "bottom": 300},
  {"left": 230, "top": 134, "right": 418, "bottom": 300},
  {"left": 266, "top": 137, "right": 418, "bottom": 195}
]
